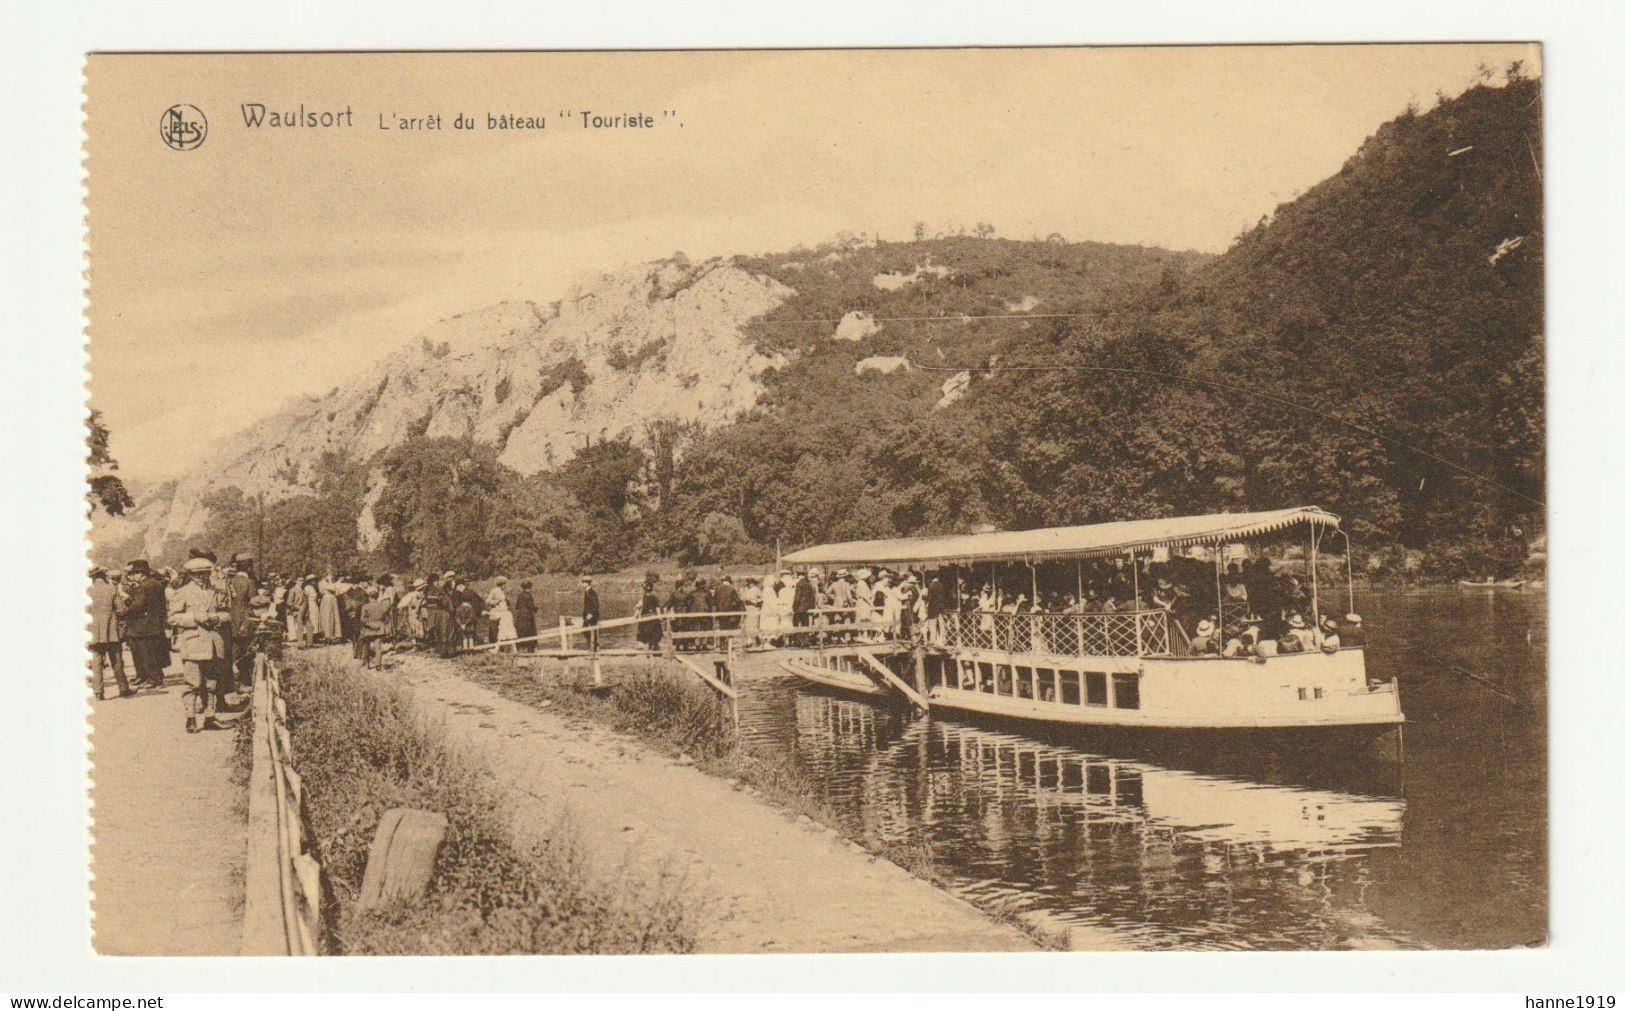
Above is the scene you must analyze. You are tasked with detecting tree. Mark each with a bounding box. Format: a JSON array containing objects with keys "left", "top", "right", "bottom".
[
  {"left": 86, "top": 410, "right": 134, "bottom": 516},
  {"left": 374, "top": 437, "right": 508, "bottom": 575}
]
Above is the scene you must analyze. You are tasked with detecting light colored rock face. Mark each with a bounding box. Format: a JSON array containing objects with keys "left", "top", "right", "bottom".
[
  {"left": 833, "top": 311, "right": 881, "bottom": 342},
  {"left": 855, "top": 355, "right": 912, "bottom": 375},
  {"left": 132, "top": 258, "right": 793, "bottom": 556},
  {"left": 872, "top": 260, "right": 953, "bottom": 291}
]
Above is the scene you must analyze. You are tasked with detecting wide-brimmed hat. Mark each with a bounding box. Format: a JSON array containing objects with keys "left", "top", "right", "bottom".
[
  {"left": 126, "top": 558, "right": 150, "bottom": 573},
  {"left": 1288, "top": 614, "right": 1307, "bottom": 629},
  {"left": 182, "top": 557, "right": 214, "bottom": 573},
  {"left": 1321, "top": 617, "right": 1339, "bottom": 630},
  {"left": 89, "top": 565, "right": 107, "bottom": 579},
  {"left": 1196, "top": 619, "right": 1215, "bottom": 636},
  {"left": 1157, "top": 578, "right": 1173, "bottom": 589},
  {"left": 233, "top": 551, "right": 254, "bottom": 563},
  {"left": 412, "top": 578, "right": 427, "bottom": 589},
  {"left": 836, "top": 568, "right": 849, "bottom": 577},
  {"left": 494, "top": 576, "right": 508, "bottom": 585},
  {"left": 1345, "top": 613, "right": 1362, "bottom": 624}
]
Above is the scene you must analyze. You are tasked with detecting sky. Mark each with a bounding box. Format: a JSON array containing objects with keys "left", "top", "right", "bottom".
[{"left": 85, "top": 44, "right": 1539, "bottom": 480}]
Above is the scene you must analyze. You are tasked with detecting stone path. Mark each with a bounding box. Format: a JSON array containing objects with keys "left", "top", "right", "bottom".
[
  {"left": 381, "top": 649, "right": 1037, "bottom": 953},
  {"left": 89, "top": 668, "right": 248, "bottom": 955}
]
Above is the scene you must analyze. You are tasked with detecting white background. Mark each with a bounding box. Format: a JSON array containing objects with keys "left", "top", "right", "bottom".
[{"left": 3, "top": 0, "right": 1622, "bottom": 995}]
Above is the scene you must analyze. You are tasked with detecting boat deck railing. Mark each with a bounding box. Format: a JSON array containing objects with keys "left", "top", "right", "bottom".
[{"left": 926, "top": 608, "right": 1172, "bottom": 659}]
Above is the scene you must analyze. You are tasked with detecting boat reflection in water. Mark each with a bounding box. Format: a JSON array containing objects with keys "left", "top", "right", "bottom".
[{"left": 746, "top": 682, "right": 1413, "bottom": 950}]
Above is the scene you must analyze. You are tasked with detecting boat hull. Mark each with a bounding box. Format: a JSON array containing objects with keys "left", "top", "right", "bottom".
[{"left": 785, "top": 645, "right": 1403, "bottom": 732}]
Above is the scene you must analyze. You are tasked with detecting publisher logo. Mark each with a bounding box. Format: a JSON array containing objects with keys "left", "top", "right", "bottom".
[{"left": 159, "top": 104, "right": 208, "bottom": 151}]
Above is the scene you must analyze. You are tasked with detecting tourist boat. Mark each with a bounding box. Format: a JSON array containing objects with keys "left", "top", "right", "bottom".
[
  {"left": 779, "top": 506, "right": 1404, "bottom": 742},
  {"left": 1457, "top": 577, "right": 1526, "bottom": 589}
]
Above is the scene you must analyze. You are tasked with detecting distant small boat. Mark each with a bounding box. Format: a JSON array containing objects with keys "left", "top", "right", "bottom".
[{"left": 1458, "top": 578, "right": 1526, "bottom": 589}]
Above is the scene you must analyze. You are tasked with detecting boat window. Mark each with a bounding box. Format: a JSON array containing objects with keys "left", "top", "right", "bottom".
[
  {"left": 959, "top": 660, "right": 977, "bottom": 690},
  {"left": 1036, "top": 668, "right": 1056, "bottom": 702},
  {"left": 1314, "top": 687, "right": 1324, "bottom": 700},
  {"left": 978, "top": 662, "right": 995, "bottom": 693},
  {"left": 996, "top": 664, "right": 1013, "bottom": 695},
  {"left": 1297, "top": 687, "right": 1308, "bottom": 701},
  {"left": 1015, "top": 666, "right": 1034, "bottom": 699},
  {"left": 1111, "top": 672, "right": 1141, "bottom": 710},
  {"left": 1084, "top": 672, "right": 1108, "bottom": 707},
  {"left": 1059, "top": 670, "right": 1081, "bottom": 706}
]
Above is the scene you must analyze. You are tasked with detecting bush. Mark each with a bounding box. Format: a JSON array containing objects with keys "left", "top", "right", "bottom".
[{"left": 280, "top": 656, "right": 697, "bottom": 954}]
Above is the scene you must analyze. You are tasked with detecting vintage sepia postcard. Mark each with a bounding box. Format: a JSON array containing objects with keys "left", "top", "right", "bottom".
[{"left": 83, "top": 45, "right": 1546, "bottom": 959}]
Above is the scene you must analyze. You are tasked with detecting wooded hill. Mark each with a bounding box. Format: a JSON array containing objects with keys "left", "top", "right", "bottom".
[{"left": 158, "top": 75, "right": 1542, "bottom": 581}]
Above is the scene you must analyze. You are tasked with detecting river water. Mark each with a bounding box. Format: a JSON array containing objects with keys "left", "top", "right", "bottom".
[{"left": 731, "top": 589, "right": 1546, "bottom": 950}]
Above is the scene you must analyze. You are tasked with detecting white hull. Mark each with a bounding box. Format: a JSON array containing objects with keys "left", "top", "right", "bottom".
[
  {"left": 780, "top": 657, "right": 890, "bottom": 696},
  {"left": 787, "top": 646, "right": 1403, "bottom": 731}
]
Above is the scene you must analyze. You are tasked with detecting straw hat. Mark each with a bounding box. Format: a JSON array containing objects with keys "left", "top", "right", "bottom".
[
  {"left": 1196, "top": 619, "right": 1215, "bottom": 637},
  {"left": 1288, "top": 614, "right": 1307, "bottom": 629},
  {"left": 494, "top": 576, "right": 508, "bottom": 585},
  {"left": 1345, "top": 613, "right": 1362, "bottom": 624},
  {"left": 182, "top": 556, "right": 213, "bottom": 573},
  {"left": 412, "top": 578, "right": 427, "bottom": 589}
]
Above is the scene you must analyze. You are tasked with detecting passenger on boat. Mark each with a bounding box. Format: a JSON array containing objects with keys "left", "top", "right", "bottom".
[
  {"left": 926, "top": 573, "right": 950, "bottom": 621},
  {"left": 1341, "top": 613, "right": 1364, "bottom": 648},
  {"left": 1152, "top": 578, "right": 1177, "bottom": 612},
  {"left": 1189, "top": 618, "right": 1220, "bottom": 656},
  {"left": 828, "top": 569, "right": 855, "bottom": 624},
  {"left": 1318, "top": 616, "right": 1340, "bottom": 653},
  {"left": 1278, "top": 614, "right": 1310, "bottom": 653},
  {"left": 1223, "top": 620, "right": 1259, "bottom": 658},
  {"left": 792, "top": 569, "right": 817, "bottom": 628}
]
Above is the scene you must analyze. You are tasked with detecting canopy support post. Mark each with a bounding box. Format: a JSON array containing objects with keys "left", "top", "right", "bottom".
[
  {"left": 1340, "top": 530, "right": 1355, "bottom": 619},
  {"left": 1309, "top": 525, "right": 1322, "bottom": 633},
  {"left": 1214, "top": 545, "right": 1224, "bottom": 636},
  {"left": 1028, "top": 560, "right": 1038, "bottom": 605},
  {"left": 1130, "top": 549, "right": 1143, "bottom": 656},
  {"left": 1076, "top": 559, "right": 1083, "bottom": 605}
]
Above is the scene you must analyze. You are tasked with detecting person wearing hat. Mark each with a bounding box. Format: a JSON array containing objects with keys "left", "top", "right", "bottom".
[
  {"left": 224, "top": 550, "right": 257, "bottom": 695},
  {"left": 421, "top": 575, "right": 454, "bottom": 657},
  {"left": 117, "top": 558, "right": 170, "bottom": 689},
  {"left": 88, "top": 566, "right": 134, "bottom": 700},
  {"left": 791, "top": 568, "right": 816, "bottom": 630},
  {"left": 359, "top": 585, "right": 392, "bottom": 668},
  {"left": 713, "top": 574, "right": 742, "bottom": 638},
  {"left": 485, "top": 576, "right": 517, "bottom": 651},
  {"left": 1341, "top": 613, "right": 1365, "bottom": 649},
  {"left": 580, "top": 576, "right": 600, "bottom": 651},
  {"left": 512, "top": 579, "right": 538, "bottom": 653},
  {"left": 169, "top": 556, "right": 231, "bottom": 732},
  {"left": 1318, "top": 616, "right": 1341, "bottom": 653},
  {"left": 1189, "top": 617, "right": 1220, "bottom": 656},
  {"left": 1278, "top": 613, "right": 1310, "bottom": 654}
]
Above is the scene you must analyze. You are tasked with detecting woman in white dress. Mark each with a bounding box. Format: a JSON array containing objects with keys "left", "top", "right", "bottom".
[
  {"left": 485, "top": 577, "right": 517, "bottom": 651},
  {"left": 758, "top": 575, "right": 786, "bottom": 643}
]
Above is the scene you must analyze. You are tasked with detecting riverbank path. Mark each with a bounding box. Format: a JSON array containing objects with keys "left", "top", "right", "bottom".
[
  {"left": 377, "top": 648, "right": 1037, "bottom": 953},
  {"left": 90, "top": 668, "right": 247, "bottom": 955}
]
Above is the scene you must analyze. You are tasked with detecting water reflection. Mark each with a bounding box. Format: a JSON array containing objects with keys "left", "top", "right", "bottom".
[
  {"left": 743, "top": 686, "right": 1411, "bottom": 949},
  {"left": 733, "top": 589, "right": 1544, "bottom": 950}
]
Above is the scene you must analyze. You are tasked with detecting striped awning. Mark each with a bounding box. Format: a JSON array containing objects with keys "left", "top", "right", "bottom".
[{"left": 782, "top": 506, "right": 1340, "bottom": 567}]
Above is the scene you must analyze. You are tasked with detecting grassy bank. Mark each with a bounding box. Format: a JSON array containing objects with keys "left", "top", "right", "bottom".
[
  {"left": 456, "top": 654, "right": 947, "bottom": 888},
  {"left": 275, "top": 655, "right": 698, "bottom": 954}
]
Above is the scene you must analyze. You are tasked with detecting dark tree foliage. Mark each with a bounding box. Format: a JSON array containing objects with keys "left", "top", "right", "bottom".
[
  {"left": 640, "top": 77, "right": 1541, "bottom": 577},
  {"left": 86, "top": 410, "right": 134, "bottom": 517}
]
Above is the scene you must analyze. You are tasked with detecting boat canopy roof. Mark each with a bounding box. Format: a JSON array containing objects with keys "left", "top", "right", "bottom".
[{"left": 782, "top": 506, "right": 1341, "bottom": 567}]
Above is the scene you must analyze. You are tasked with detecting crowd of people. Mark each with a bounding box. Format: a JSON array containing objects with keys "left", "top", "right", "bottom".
[{"left": 90, "top": 546, "right": 1368, "bottom": 729}]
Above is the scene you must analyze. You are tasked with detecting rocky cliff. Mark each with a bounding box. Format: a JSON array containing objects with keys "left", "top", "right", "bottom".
[{"left": 127, "top": 257, "right": 794, "bottom": 556}]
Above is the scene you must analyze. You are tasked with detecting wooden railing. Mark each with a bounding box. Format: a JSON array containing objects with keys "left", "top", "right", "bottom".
[{"left": 242, "top": 653, "right": 322, "bottom": 956}]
